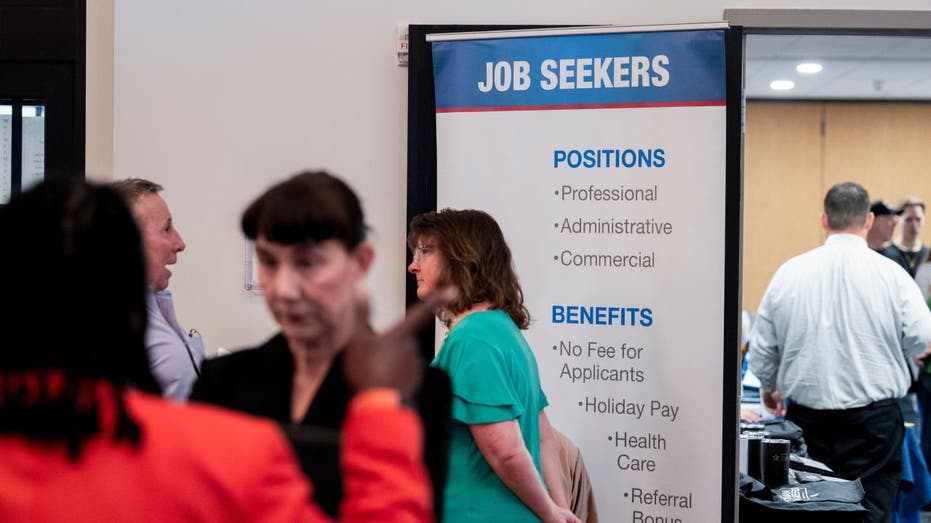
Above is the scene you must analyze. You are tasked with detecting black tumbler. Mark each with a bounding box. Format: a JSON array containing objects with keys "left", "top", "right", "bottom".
[
  {"left": 761, "top": 438, "right": 791, "bottom": 487},
  {"left": 744, "top": 432, "right": 766, "bottom": 481}
]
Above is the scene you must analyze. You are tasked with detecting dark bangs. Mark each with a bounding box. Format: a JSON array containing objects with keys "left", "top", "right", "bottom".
[{"left": 242, "top": 170, "right": 366, "bottom": 248}]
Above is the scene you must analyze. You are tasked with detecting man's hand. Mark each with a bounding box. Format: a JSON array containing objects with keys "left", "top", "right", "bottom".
[
  {"left": 740, "top": 405, "right": 761, "bottom": 423},
  {"left": 762, "top": 390, "right": 786, "bottom": 417},
  {"left": 915, "top": 342, "right": 931, "bottom": 367},
  {"left": 343, "top": 288, "right": 455, "bottom": 400}
]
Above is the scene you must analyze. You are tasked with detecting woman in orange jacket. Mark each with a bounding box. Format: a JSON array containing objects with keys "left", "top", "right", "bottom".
[{"left": 0, "top": 178, "right": 441, "bottom": 523}]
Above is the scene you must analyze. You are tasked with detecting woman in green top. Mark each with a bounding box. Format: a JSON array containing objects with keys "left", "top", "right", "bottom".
[{"left": 408, "top": 209, "right": 579, "bottom": 523}]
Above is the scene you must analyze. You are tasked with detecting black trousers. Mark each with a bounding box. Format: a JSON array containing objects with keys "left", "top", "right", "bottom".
[{"left": 787, "top": 400, "right": 903, "bottom": 523}]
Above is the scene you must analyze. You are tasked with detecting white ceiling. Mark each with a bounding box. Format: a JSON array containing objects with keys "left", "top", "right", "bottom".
[{"left": 745, "top": 34, "right": 931, "bottom": 100}]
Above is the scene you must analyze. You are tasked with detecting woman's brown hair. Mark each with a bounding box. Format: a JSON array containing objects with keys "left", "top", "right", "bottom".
[
  {"left": 408, "top": 208, "right": 530, "bottom": 329},
  {"left": 241, "top": 170, "right": 367, "bottom": 248}
]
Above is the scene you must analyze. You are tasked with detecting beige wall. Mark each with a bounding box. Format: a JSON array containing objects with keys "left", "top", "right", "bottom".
[
  {"left": 743, "top": 101, "right": 931, "bottom": 311},
  {"left": 85, "top": 0, "right": 113, "bottom": 182}
]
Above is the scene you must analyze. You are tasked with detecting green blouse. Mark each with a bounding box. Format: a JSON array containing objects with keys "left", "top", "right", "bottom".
[{"left": 431, "top": 310, "right": 549, "bottom": 523}]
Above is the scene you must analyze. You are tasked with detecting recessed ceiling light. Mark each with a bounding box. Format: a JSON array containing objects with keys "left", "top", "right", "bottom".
[
  {"left": 796, "top": 62, "right": 823, "bottom": 74},
  {"left": 770, "top": 80, "right": 795, "bottom": 91}
]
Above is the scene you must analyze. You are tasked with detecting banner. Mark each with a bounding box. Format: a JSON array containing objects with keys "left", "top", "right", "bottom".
[{"left": 431, "top": 25, "right": 730, "bottom": 522}]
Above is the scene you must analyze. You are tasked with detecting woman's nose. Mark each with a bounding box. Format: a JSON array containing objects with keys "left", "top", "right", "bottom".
[{"left": 273, "top": 265, "right": 302, "bottom": 299}]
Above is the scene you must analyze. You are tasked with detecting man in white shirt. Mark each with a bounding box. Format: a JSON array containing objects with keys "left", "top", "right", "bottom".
[
  {"left": 112, "top": 178, "right": 205, "bottom": 400},
  {"left": 749, "top": 181, "right": 931, "bottom": 523}
]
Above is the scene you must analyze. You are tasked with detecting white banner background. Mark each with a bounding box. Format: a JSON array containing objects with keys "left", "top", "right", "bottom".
[{"left": 434, "top": 28, "right": 728, "bottom": 522}]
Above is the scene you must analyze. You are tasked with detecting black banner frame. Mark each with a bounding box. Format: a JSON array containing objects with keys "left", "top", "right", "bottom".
[{"left": 406, "top": 23, "right": 743, "bottom": 522}]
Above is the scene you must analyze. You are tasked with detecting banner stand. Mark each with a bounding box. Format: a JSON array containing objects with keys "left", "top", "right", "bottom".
[{"left": 408, "top": 23, "right": 742, "bottom": 522}]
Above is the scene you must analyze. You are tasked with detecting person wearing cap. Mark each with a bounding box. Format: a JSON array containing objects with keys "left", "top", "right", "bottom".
[
  {"left": 749, "top": 182, "right": 931, "bottom": 523},
  {"left": 867, "top": 200, "right": 902, "bottom": 251},
  {"left": 881, "top": 196, "right": 929, "bottom": 278},
  {"left": 870, "top": 200, "right": 923, "bottom": 429}
]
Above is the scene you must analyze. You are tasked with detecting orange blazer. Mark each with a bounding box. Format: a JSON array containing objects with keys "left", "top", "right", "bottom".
[{"left": 0, "top": 389, "right": 432, "bottom": 523}]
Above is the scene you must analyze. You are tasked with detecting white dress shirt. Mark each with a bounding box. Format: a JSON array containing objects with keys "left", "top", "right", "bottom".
[
  {"left": 145, "top": 289, "right": 205, "bottom": 400},
  {"left": 749, "top": 233, "right": 931, "bottom": 410}
]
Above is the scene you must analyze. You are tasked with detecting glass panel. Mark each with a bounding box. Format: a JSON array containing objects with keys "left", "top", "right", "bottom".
[
  {"left": 0, "top": 104, "right": 11, "bottom": 204},
  {"left": 21, "top": 104, "right": 45, "bottom": 193}
]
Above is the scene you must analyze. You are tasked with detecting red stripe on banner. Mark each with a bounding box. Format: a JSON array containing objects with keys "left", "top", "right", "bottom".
[{"left": 436, "top": 100, "right": 726, "bottom": 113}]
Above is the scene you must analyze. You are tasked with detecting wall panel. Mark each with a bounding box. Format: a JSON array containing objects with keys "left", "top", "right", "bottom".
[
  {"left": 743, "top": 102, "right": 825, "bottom": 311},
  {"left": 824, "top": 103, "right": 931, "bottom": 228},
  {"left": 743, "top": 101, "right": 931, "bottom": 311}
]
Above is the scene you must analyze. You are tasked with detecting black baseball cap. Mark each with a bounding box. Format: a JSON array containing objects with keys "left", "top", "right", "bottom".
[{"left": 870, "top": 200, "right": 903, "bottom": 217}]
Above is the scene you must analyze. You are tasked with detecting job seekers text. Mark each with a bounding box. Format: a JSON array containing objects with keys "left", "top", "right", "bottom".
[{"left": 477, "top": 55, "right": 670, "bottom": 93}]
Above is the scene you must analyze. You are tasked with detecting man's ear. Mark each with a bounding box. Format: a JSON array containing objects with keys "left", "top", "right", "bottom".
[{"left": 352, "top": 242, "right": 375, "bottom": 277}]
